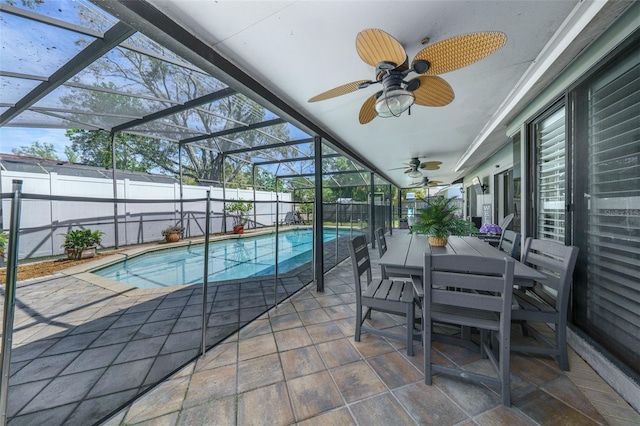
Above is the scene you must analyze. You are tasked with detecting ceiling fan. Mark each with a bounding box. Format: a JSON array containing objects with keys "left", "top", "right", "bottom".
[
  {"left": 308, "top": 29, "right": 506, "bottom": 124},
  {"left": 410, "top": 177, "right": 444, "bottom": 188},
  {"left": 390, "top": 157, "right": 442, "bottom": 178}
]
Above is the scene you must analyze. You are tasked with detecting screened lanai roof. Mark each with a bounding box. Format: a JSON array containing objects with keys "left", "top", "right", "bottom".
[{"left": 0, "top": 0, "right": 385, "bottom": 189}]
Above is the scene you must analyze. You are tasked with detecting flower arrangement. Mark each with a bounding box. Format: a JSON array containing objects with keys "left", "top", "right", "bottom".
[{"left": 479, "top": 223, "right": 502, "bottom": 235}]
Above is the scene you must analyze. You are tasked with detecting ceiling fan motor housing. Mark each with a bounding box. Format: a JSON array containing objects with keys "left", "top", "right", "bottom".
[{"left": 381, "top": 71, "right": 407, "bottom": 91}]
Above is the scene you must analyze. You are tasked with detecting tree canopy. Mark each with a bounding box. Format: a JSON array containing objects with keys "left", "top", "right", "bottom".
[{"left": 11, "top": 141, "right": 59, "bottom": 160}]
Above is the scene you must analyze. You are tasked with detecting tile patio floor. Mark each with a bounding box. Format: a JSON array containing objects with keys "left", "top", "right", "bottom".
[{"left": 2, "top": 237, "right": 639, "bottom": 425}]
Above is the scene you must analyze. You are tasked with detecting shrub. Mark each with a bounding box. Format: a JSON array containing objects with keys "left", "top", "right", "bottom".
[
  {"left": 61, "top": 229, "right": 105, "bottom": 251},
  {"left": 224, "top": 200, "right": 253, "bottom": 227},
  {"left": 0, "top": 231, "right": 8, "bottom": 253},
  {"left": 161, "top": 225, "right": 184, "bottom": 236}
]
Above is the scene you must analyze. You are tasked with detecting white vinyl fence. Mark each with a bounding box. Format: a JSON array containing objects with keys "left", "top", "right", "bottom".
[{"left": 0, "top": 171, "right": 292, "bottom": 260}]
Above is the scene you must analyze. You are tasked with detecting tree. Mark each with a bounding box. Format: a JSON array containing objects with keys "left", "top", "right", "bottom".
[
  {"left": 11, "top": 141, "right": 59, "bottom": 160},
  {"left": 67, "top": 46, "right": 295, "bottom": 185},
  {"left": 49, "top": 8, "right": 298, "bottom": 186},
  {"left": 12, "top": 0, "right": 301, "bottom": 188},
  {"left": 64, "top": 147, "right": 78, "bottom": 163},
  {"left": 66, "top": 129, "right": 176, "bottom": 173}
]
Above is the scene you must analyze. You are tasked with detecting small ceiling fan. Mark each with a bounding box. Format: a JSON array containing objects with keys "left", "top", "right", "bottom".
[
  {"left": 308, "top": 29, "right": 506, "bottom": 124},
  {"left": 389, "top": 157, "right": 442, "bottom": 178},
  {"left": 410, "top": 177, "right": 444, "bottom": 188}
]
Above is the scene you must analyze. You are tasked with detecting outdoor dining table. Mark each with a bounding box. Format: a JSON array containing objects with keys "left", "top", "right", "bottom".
[
  {"left": 379, "top": 233, "right": 546, "bottom": 298},
  {"left": 379, "top": 233, "right": 546, "bottom": 348}
]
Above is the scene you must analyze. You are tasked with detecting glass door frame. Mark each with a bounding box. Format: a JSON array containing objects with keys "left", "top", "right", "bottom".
[{"left": 526, "top": 98, "right": 572, "bottom": 242}]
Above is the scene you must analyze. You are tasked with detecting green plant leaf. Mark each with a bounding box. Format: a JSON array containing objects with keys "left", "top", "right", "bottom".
[
  {"left": 411, "top": 196, "right": 477, "bottom": 238},
  {"left": 60, "top": 229, "right": 105, "bottom": 251}
]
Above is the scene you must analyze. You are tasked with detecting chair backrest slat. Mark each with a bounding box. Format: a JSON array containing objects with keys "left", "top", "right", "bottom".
[
  {"left": 430, "top": 253, "right": 505, "bottom": 274},
  {"left": 432, "top": 289, "right": 504, "bottom": 312},
  {"left": 375, "top": 228, "right": 387, "bottom": 258},
  {"left": 349, "top": 235, "right": 372, "bottom": 293},
  {"left": 499, "top": 213, "right": 514, "bottom": 230},
  {"left": 524, "top": 251, "right": 565, "bottom": 276},
  {"left": 499, "top": 230, "right": 521, "bottom": 259},
  {"left": 425, "top": 254, "right": 515, "bottom": 314},
  {"left": 432, "top": 271, "right": 506, "bottom": 293}
]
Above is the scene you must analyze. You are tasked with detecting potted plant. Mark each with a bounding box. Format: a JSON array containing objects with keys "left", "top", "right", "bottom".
[
  {"left": 224, "top": 199, "right": 253, "bottom": 234},
  {"left": 299, "top": 203, "right": 313, "bottom": 223},
  {"left": 411, "top": 195, "right": 477, "bottom": 246},
  {"left": 162, "top": 225, "right": 184, "bottom": 243},
  {"left": 0, "top": 231, "right": 8, "bottom": 257},
  {"left": 61, "top": 229, "right": 105, "bottom": 259}
]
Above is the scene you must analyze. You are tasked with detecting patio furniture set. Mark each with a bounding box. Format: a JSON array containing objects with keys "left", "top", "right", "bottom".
[{"left": 349, "top": 228, "right": 578, "bottom": 407}]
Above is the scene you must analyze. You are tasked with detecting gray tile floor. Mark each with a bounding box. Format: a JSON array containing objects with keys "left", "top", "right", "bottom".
[
  {"left": 2, "top": 237, "right": 639, "bottom": 425},
  {"left": 3, "top": 269, "right": 312, "bottom": 425}
]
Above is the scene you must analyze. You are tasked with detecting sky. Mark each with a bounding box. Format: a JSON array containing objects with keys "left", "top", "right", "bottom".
[{"left": 0, "top": 127, "right": 71, "bottom": 159}]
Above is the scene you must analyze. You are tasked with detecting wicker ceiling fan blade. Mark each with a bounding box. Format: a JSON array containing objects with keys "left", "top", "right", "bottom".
[
  {"left": 356, "top": 28, "right": 407, "bottom": 68},
  {"left": 413, "top": 32, "right": 506, "bottom": 75},
  {"left": 411, "top": 76, "right": 454, "bottom": 107},
  {"left": 419, "top": 161, "right": 442, "bottom": 170},
  {"left": 359, "top": 95, "right": 377, "bottom": 124},
  {"left": 412, "top": 177, "right": 443, "bottom": 187},
  {"left": 308, "top": 80, "right": 372, "bottom": 102}
]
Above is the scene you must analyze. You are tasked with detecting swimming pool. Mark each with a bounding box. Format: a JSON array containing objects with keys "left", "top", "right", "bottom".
[{"left": 93, "top": 228, "right": 356, "bottom": 289}]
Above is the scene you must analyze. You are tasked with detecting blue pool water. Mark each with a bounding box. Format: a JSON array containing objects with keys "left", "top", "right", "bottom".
[{"left": 93, "top": 229, "right": 355, "bottom": 289}]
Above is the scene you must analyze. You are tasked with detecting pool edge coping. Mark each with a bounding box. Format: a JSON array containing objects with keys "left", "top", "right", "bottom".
[{"left": 61, "top": 225, "right": 312, "bottom": 296}]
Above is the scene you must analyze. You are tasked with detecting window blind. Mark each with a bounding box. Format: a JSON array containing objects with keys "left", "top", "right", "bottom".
[
  {"left": 536, "top": 108, "right": 566, "bottom": 242},
  {"left": 585, "top": 54, "right": 640, "bottom": 366}
]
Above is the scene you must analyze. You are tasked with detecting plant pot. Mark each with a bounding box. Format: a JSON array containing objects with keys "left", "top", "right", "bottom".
[
  {"left": 233, "top": 225, "right": 244, "bottom": 234},
  {"left": 428, "top": 236, "right": 448, "bottom": 247},
  {"left": 165, "top": 232, "right": 181, "bottom": 243},
  {"left": 66, "top": 246, "right": 96, "bottom": 260}
]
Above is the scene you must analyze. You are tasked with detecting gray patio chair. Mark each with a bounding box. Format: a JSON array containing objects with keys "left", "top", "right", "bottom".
[
  {"left": 498, "top": 230, "right": 521, "bottom": 259},
  {"left": 283, "top": 211, "right": 295, "bottom": 225},
  {"left": 374, "top": 227, "right": 388, "bottom": 258},
  {"left": 416, "top": 253, "right": 515, "bottom": 406},
  {"left": 374, "top": 227, "right": 393, "bottom": 279},
  {"left": 499, "top": 213, "right": 515, "bottom": 230},
  {"left": 511, "top": 237, "right": 579, "bottom": 371},
  {"left": 348, "top": 235, "right": 416, "bottom": 356}
]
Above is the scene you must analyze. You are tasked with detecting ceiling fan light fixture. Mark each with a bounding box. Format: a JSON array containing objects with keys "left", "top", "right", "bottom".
[
  {"left": 375, "top": 89, "right": 415, "bottom": 118},
  {"left": 408, "top": 170, "right": 422, "bottom": 178}
]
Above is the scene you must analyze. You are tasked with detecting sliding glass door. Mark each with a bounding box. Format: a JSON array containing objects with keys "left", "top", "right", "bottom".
[
  {"left": 572, "top": 41, "right": 640, "bottom": 375},
  {"left": 530, "top": 104, "right": 567, "bottom": 242}
]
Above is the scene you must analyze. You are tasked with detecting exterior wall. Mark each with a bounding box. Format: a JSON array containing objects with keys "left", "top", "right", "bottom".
[
  {"left": 0, "top": 170, "right": 291, "bottom": 260},
  {"left": 506, "top": 2, "right": 639, "bottom": 134},
  {"left": 478, "top": 4, "right": 640, "bottom": 408},
  {"left": 463, "top": 142, "right": 513, "bottom": 223}
]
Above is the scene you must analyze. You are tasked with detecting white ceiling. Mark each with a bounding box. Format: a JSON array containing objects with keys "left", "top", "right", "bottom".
[{"left": 148, "top": 0, "right": 605, "bottom": 188}]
